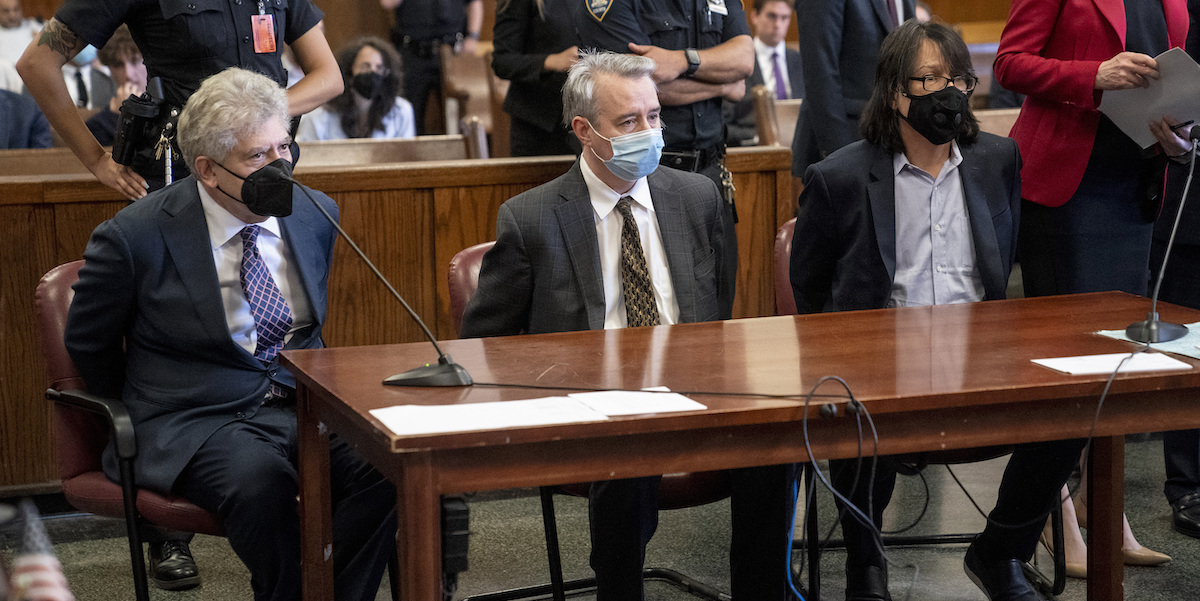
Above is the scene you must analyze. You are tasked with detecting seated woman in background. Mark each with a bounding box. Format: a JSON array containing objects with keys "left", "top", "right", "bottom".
[{"left": 296, "top": 36, "right": 415, "bottom": 141}]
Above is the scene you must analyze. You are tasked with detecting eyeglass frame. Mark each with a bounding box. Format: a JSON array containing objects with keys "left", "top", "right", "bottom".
[{"left": 908, "top": 74, "right": 978, "bottom": 93}]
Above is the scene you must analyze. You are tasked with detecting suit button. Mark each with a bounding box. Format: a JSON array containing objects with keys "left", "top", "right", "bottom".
[
  {"left": 243, "top": 35, "right": 251, "bottom": 43},
  {"left": 236, "top": 411, "right": 246, "bottom": 418},
  {"left": 268, "top": 367, "right": 278, "bottom": 377}
]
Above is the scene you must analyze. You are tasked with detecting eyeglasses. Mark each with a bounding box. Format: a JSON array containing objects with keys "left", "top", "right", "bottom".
[{"left": 909, "top": 75, "right": 977, "bottom": 93}]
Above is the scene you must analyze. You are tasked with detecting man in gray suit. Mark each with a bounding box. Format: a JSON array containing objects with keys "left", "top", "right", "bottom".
[
  {"left": 65, "top": 67, "right": 396, "bottom": 601},
  {"left": 461, "top": 51, "right": 799, "bottom": 601},
  {"left": 792, "top": 0, "right": 914, "bottom": 178}
]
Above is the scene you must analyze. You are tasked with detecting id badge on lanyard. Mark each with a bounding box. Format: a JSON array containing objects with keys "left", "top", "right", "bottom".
[{"left": 251, "top": 1, "right": 277, "bottom": 54}]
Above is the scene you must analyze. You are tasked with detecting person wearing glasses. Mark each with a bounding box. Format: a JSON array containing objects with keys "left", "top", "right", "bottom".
[
  {"left": 790, "top": 21, "right": 1037, "bottom": 600},
  {"left": 296, "top": 36, "right": 415, "bottom": 141}
]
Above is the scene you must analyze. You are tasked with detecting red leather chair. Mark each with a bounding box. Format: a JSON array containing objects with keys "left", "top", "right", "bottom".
[
  {"left": 448, "top": 243, "right": 732, "bottom": 601},
  {"left": 772, "top": 221, "right": 1066, "bottom": 597},
  {"left": 36, "top": 261, "right": 223, "bottom": 601}
]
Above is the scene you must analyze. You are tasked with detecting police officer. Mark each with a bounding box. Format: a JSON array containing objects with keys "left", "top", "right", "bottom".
[
  {"left": 381, "top": 0, "right": 483, "bottom": 135},
  {"left": 574, "top": 0, "right": 752, "bottom": 320},
  {"left": 16, "top": 0, "right": 341, "bottom": 200}
]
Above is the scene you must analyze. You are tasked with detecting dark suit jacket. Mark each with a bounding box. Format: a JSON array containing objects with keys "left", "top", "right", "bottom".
[
  {"left": 65, "top": 176, "right": 339, "bottom": 493},
  {"left": 460, "top": 161, "right": 725, "bottom": 336},
  {"left": 491, "top": 0, "right": 576, "bottom": 133},
  {"left": 0, "top": 89, "right": 51, "bottom": 148},
  {"left": 994, "top": 0, "right": 1187, "bottom": 207},
  {"left": 790, "top": 133, "right": 1021, "bottom": 313},
  {"left": 791, "top": 0, "right": 914, "bottom": 176},
  {"left": 724, "top": 46, "right": 803, "bottom": 146}
]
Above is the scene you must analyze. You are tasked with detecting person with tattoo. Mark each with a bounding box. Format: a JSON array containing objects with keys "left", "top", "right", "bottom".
[{"left": 15, "top": 0, "right": 341, "bottom": 199}]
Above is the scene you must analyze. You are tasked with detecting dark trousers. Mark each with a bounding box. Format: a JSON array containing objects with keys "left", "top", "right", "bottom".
[
  {"left": 1152, "top": 239, "right": 1200, "bottom": 503},
  {"left": 399, "top": 47, "right": 441, "bottom": 136},
  {"left": 175, "top": 407, "right": 396, "bottom": 601},
  {"left": 509, "top": 116, "right": 578, "bottom": 157},
  {"left": 830, "top": 456, "right": 898, "bottom": 571},
  {"left": 587, "top": 463, "right": 799, "bottom": 601}
]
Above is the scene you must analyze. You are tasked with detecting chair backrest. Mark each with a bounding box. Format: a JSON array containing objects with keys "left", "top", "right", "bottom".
[
  {"left": 440, "top": 45, "right": 493, "bottom": 134},
  {"left": 751, "top": 86, "right": 778, "bottom": 146},
  {"left": 483, "top": 51, "right": 512, "bottom": 158},
  {"left": 975, "top": 107, "right": 1021, "bottom": 137},
  {"left": 774, "top": 218, "right": 797, "bottom": 316},
  {"left": 34, "top": 260, "right": 107, "bottom": 481},
  {"left": 772, "top": 99, "right": 804, "bottom": 149},
  {"left": 460, "top": 116, "right": 491, "bottom": 160},
  {"left": 448, "top": 241, "right": 496, "bottom": 336}
]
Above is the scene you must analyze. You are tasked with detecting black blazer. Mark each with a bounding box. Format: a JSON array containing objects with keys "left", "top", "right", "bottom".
[
  {"left": 790, "top": 133, "right": 1022, "bottom": 313},
  {"left": 723, "top": 46, "right": 803, "bottom": 146},
  {"left": 492, "top": 0, "right": 577, "bottom": 133}
]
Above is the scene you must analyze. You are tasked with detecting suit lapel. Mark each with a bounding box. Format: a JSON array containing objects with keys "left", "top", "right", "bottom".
[
  {"left": 958, "top": 143, "right": 1006, "bottom": 300},
  {"left": 867, "top": 147, "right": 898, "bottom": 283},
  {"left": 867, "top": 0, "right": 893, "bottom": 32},
  {"left": 279, "top": 199, "right": 328, "bottom": 327},
  {"left": 1165, "top": 0, "right": 1188, "bottom": 48},
  {"left": 159, "top": 180, "right": 258, "bottom": 365},
  {"left": 553, "top": 165, "right": 606, "bottom": 330},
  {"left": 1095, "top": 0, "right": 1128, "bottom": 47},
  {"left": 647, "top": 170, "right": 698, "bottom": 323}
]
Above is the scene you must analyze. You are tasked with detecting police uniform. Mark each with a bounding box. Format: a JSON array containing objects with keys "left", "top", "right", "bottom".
[
  {"left": 389, "top": 0, "right": 479, "bottom": 135},
  {"left": 574, "top": 0, "right": 747, "bottom": 319},
  {"left": 55, "top": 0, "right": 324, "bottom": 186}
]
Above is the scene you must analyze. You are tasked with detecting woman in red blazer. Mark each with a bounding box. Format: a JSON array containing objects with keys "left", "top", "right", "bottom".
[{"left": 995, "top": 0, "right": 1188, "bottom": 576}]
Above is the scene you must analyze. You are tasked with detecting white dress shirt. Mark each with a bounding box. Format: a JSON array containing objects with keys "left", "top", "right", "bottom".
[
  {"left": 579, "top": 158, "right": 680, "bottom": 328},
  {"left": 295, "top": 98, "right": 417, "bottom": 141},
  {"left": 889, "top": 141, "right": 984, "bottom": 307},
  {"left": 198, "top": 182, "right": 313, "bottom": 355},
  {"left": 753, "top": 37, "right": 792, "bottom": 99}
]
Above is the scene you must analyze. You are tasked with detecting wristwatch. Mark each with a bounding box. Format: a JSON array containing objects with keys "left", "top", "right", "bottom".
[{"left": 684, "top": 48, "right": 701, "bottom": 77}]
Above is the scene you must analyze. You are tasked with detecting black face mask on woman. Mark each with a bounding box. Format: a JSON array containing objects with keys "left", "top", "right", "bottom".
[
  {"left": 899, "top": 87, "right": 968, "bottom": 145},
  {"left": 351, "top": 72, "right": 385, "bottom": 99},
  {"left": 214, "top": 158, "right": 295, "bottom": 217}
]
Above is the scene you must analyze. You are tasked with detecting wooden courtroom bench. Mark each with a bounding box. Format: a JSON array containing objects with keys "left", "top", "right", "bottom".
[{"left": 0, "top": 145, "right": 792, "bottom": 495}]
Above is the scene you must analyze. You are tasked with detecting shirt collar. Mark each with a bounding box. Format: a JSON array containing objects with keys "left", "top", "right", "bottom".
[
  {"left": 579, "top": 157, "right": 655, "bottom": 220},
  {"left": 197, "top": 180, "right": 282, "bottom": 251},
  {"left": 893, "top": 140, "right": 963, "bottom": 177},
  {"left": 754, "top": 37, "right": 787, "bottom": 60}
]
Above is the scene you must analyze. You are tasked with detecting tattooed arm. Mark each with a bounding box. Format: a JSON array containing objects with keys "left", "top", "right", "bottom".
[{"left": 16, "top": 18, "right": 147, "bottom": 199}]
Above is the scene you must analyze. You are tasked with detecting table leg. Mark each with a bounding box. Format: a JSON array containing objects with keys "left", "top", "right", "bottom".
[
  {"left": 395, "top": 456, "right": 442, "bottom": 601},
  {"left": 1087, "top": 435, "right": 1124, "bottom": 601},
  {"left": 298, "top": 386, "right": 335, "bottom": 601}
]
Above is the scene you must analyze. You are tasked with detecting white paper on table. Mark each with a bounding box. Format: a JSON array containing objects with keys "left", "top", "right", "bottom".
[
  {"left": 1098, "top": 48, "right": 1200, "bottom": 148},
  {"left": 568, "top": 389, "right": 707, "bottom": 416},
  {"left": 369, "top": 396, "right": 608, "bottom": 437},
  {"left": 1031, "top": 352, "right": 1193, "bottom": 375}
]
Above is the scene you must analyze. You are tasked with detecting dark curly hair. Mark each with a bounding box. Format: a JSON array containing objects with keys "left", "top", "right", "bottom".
[{"left": 328, "top": 36, "right": 404, "bottom": 138}]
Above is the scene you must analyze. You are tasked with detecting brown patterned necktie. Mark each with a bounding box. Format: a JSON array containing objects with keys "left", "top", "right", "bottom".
[{"left": 616, "top": 197, "right": 660, "bottom": 327}]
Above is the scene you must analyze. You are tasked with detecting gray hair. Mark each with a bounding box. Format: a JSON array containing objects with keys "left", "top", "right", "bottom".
[
  {"left": 177, "top": 67, "right": 291, "bottom": 169},
  {"left": 561, "top": 50, "right": 656, "bottom": 127}
]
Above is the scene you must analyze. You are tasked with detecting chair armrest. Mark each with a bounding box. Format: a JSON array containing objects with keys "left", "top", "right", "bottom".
[{"left": 45, "top": 388, "right": 137, "bottom": 460}]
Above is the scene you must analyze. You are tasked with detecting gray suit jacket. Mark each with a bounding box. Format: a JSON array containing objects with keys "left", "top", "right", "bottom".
[
  {"left": 65, "top": 176, "right": 339, "bottom": 493},
  {"left": 791, "top": 0, "right": 915, "bottom": 176},
  {"left": 724, "top": 47, "right": 804, "bottom": 146},
  {"left": 460, "top": 161, "right": 726, "bottom": 336},
  {"left": 790, "top": 133, "right": 1021, "bottom": 313}
]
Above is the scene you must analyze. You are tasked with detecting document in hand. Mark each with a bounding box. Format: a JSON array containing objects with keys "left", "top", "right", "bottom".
[{"left": 1098, "top": 47, "right": 1200, "bottom": 148}]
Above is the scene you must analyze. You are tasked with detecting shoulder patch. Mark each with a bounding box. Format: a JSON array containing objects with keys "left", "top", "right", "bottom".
[{"left": 586, "top": 0, "right": 613, "bottom": 22}]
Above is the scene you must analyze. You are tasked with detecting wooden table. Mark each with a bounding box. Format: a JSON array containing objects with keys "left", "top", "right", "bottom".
[{"left": 284, "top": 292, "right": 1200, "bottom": 601}]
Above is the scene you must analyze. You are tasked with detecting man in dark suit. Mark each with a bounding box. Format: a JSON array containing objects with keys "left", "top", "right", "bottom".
[
  {"left": 792, "top": 0, "right": 914, "bottom": 178},
  {"left": 461, "top": 50, "right": 799, "bottom": 601},
  {"left": 64, "top": 67, "right": 395, "bottom": 601},
  {"left": 0, "top": 88, "right": 51, "bottom": 148},
  {"left": 793, "top": 21, "right": 1079, "bottom": 601},
  {"left": 724, "top": 0, "right": 804, "bottom": 146}
]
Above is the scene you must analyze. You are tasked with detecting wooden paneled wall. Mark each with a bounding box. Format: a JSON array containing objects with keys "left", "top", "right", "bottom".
[{"left": 0, "top": 146, "right": 791, "bottom": 492}]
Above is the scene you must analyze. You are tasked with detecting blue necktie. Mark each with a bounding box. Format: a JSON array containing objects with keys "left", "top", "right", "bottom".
[{"left": 239, "top": 225, "right": 293, "bottom": 363}]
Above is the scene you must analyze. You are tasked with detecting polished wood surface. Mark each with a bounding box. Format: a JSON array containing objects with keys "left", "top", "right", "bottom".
[
  {"left": 287, "top": 292, "right": 1200, "bottom": 601},
  {"left": 0, "top": 146, "right": 791, "bottom": 491}
]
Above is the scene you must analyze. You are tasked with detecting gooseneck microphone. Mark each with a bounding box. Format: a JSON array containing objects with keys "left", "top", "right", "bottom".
[
  {"left": 275, "top": 167, "right": 473, "bottom": 387},
  {"left": 1125, "top": 135, "right": 1196, "bottom": 343}
]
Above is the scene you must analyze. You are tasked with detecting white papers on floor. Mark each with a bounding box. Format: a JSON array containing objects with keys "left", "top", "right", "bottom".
[
  {"left": 1031, "top": 352, "right": 1193, "bottom": 375},
  {"left": 369, "top": 388, "right": 706, "bottom": 436}
]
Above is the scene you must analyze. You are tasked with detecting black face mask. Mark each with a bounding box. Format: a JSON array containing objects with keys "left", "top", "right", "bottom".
[
  {"left": 351, "top": 72, "right": 384, "bottom": 99},
  {"left": 214, "top": 158, "right": 294, "bottom": 217},
  {"left": 900, "top": 87, "right": 968, "bottom": 145}
]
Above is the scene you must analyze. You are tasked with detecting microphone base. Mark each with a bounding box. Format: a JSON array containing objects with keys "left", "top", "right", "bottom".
[
  {"left": 383, "top": 355, "right": 474, "bottom": 387},
  {"left": 1125, "top": 314, "right": 1189, "bottom": 344}
]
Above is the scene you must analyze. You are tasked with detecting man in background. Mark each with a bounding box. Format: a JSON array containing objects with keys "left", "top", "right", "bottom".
[
  {"left": 0, "top": 86, "right": 50, "bottom": 148},
  {"left": 724, "top": 0, "right": 804, "bottom": 146},
  {"left": 0, "top": 0, "right": 39, "bottom": 65},
  {"left": 85, "top": 25, "right": 145, "bottom": 146}
]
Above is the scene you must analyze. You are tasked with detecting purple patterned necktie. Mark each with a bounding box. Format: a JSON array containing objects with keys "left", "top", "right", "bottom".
[
  {"left": 886, "top": 0, "right": 899, "bottom": 28},
  {"left": 239, "top": 225, "right": 293, "bottom": 363},
  {"left": 772, "top": 51, "right": 788, "bottom": 100}
]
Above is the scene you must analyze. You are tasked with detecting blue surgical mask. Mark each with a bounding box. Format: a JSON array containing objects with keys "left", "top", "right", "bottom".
[
  {"left": 72, "top": 45, "right": 98, "bottom": 66},
  {"left": 588, "top": 121, "right": 665, "bottom": 181}
]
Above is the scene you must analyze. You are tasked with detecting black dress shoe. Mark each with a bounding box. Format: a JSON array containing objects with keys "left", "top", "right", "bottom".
[
  {"left": 1171, "top": 492, "right": 1200, "bottom": 538},
  {"left": 963, "top": 543, "right": 1043, "bottom": 601},
  {"left": 845, "top": 565, "right": 891, "bottom": 601},
  {"left": 149, "top": 539, "right": 201, "bottom": 590}
]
